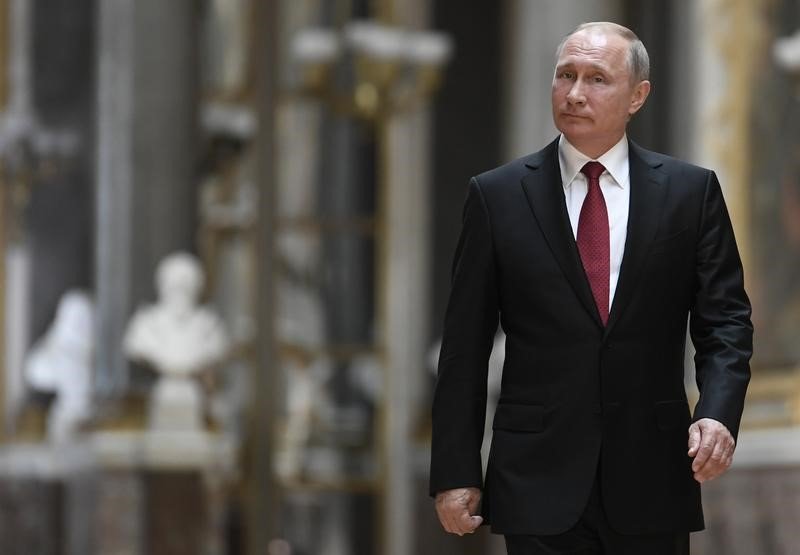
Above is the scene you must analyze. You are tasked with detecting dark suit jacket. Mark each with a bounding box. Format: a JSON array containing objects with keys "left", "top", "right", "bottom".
[{"left": 429, "top": 138, "right": 753, "bottom": 536}]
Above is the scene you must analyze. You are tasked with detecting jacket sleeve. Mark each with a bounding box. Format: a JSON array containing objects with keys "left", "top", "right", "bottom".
[
  {"left": 689, "top": 170, "right": 753, "bottom": 440},
  {"left": 429, "top": 177, "right": 499, "bottom": 496}
]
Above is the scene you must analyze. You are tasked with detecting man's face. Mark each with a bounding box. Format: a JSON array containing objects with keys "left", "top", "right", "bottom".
[{"left": 551, "top": 30, "right": 650, "bottom": 157}]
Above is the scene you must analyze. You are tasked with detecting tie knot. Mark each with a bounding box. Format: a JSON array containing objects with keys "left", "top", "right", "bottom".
[{"left": 581, "top": 161, "right": 605, "bottom": 181}]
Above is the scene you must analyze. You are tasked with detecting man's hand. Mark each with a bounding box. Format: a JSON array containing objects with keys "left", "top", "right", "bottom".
[
  {"left": 435, "top": 487, "right": 483, "bottom": 536},
  {"left": 687, "top": 418, "right": 735, "bottom": 483}
]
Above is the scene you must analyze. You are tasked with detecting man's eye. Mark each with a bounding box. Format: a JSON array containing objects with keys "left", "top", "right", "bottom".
[
  {"left": 593, "top": 76, "right": 604, "bottom": 83},
  {"left": 561, "top": 72, "right": 574, "bottom": 79}
]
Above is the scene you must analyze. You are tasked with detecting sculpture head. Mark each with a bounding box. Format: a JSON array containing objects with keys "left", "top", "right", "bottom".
[
  {"left": 155, "top": 252, "right": 205, "bottom": 317},
  {"left": 54, "top": 290, "right": 94, "bottom": 355}
]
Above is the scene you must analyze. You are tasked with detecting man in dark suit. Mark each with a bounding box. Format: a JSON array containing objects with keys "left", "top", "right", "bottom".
[{"left": 430, "top": 21, "right": 752, "bottom": 554}]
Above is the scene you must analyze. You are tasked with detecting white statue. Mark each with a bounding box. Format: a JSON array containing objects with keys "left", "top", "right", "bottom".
[
  {"left": 25, "top": 290, "right": 94, "bottom": 442},
  {"left": 123, "top": 252, "right": 229, "bottom": 432},
  {"left": 774, "top": 29, "right": 800, "bottom": 72},
  {"left": 275, "top": 356, "right": 334, "bottom": 480}
]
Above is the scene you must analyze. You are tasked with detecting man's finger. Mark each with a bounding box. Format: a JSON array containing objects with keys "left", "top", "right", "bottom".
[
  {"left": 436, "top": 496, "right": 460, "bottom": 534},
  {"left": 442, "top": 503, "right": 465, "bottom": 534},
  {"left": 687, "top": 423, "right": 701, "bottom": 456},
  {"left": 435, "top": 504, "right": 453, "bottom": 533},
  {"left": 452, "top": 501, "right": 482, "bottom": 534},
  {"left": 710, "top": 434, "right": 728, "bottom": 463},
  {"left": 695, "top": 459, "right": 726, "bottom": 482},
  {"left": 438, "top": 507, "right": 453, "bottom": 533},
  {"left": 458, "top": 513, "right": 483, "bottom": 534},
  {"left": 722, "top": 447, "right": 735, "bottom": 468},
  {"left": 691, "top": 435, "right": 716, "bottom": 472},
  {"left": 699, "top": 434, "right": 735, "bottom": 480},
  {"left": 445, "top": 511, "right": 472, "bottom": 536},
  {"left": 694, "top": 445, "right": 724, "bottom": 482},
  {"left": 443, "top": 510, "right": 461, "bottom": 535},
  {"left": 466, "top": 494, "right": 481, "bottom": 516},
  {"left": 436, "top": 490, "right": 481, "bottom": 535}
]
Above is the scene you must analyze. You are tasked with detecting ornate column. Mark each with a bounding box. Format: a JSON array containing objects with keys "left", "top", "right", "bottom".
[
  {"left": 686, "top": 1, "right": 800, "bottom": 553},
  {"left": 95, "top": 0, "right": 200, "bottom": 397},
  {"left": 377, "top": 4, "right": 436, "bottom": 555},
  {"left": 689, "top": 0, "right": 768, "bottom": 276},
  {"left": 285, "top": 3, "right": 450, "bottom": 552}
]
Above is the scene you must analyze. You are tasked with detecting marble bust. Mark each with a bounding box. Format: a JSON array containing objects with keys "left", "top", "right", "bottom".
[
  {"left": 123, "top": 252, "right": 229, "bottom": 432},
  {"left": 25, "top": 290, "right": 94, "bottom": 442}
]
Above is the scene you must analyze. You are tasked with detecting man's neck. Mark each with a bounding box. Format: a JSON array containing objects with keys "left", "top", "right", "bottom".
[{"left": 564, "top": 133, "right": 626, "bottom": 160}]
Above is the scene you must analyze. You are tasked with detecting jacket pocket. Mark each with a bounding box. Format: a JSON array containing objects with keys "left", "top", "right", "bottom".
[
  {"left": 492, "top": 403, "right": 545, "bottom": 432},
  {"left": 654, "top": 400, "right": 690, "bottom": 431}
]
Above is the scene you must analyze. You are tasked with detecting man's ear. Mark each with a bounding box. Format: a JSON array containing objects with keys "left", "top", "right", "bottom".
[{"left": 628, "top": 80, "right": 651, "bottom": 116}]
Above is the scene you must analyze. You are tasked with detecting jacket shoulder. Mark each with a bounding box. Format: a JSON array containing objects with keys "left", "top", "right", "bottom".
[
  {"left": 631, "top": 143, "right": 715, "bottom": 181},
  {"left": 472, "top": 139, "right": 559, "bottom": 192}
]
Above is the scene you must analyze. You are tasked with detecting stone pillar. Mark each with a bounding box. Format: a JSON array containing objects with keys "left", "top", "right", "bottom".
[
  {"left": 502, "top": 0, "right": 623, "bottom": 160},
  {"left": 383, "top": 4, "right": 435, "bottom": 555},
  {"left": 664, "top": 1, "right": 700, "bottom": 168},
  {"left": 2, "top": 0, "right": 33, "bottom": 435},
  {"left": 29, "top": 0, "right": 95, "bottom": 344},
  {"left": 19, "top": 0, "right": 96, "bottom": 447},
  {"left": 383, "top": 108, "right": 432, "bottom": 555},
  {"left": 95, "top": 0, "right": 200, "bottom": 396},
  {"left": 2, "top": 0, "right": 96, "bottom": 435},
  {"left": 248, "top": 0, "right": 281, "bottom": 552},
  {"left": 689, "top": 0, "right": 770, "bottom": 276}
]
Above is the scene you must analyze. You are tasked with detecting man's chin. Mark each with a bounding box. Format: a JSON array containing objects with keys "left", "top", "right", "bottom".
[{"left": 556, "top": 120, "right": 593, "bottom": 140}]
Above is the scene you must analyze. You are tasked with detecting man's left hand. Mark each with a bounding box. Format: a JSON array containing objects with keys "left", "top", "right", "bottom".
[{"left": 687, "top": 418, "right": 735, "bottom": 483}]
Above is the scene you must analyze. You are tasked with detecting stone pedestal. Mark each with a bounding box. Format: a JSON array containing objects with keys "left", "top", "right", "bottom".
[
  {"left": 92, "top": 430, "right": 236, "bottom": 555},
  {"left": 0, "top": 443, "right": 94, "bottom": 555},
  {"left": 149, "top": 376, "right": 204, "bottom": 432},
  {"left": 0, "top": 432, "right": 236, "bottom": 555}
]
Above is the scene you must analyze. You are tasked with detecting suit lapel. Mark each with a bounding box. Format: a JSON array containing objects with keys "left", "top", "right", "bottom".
[
  {"left": 520, "top": 139, "right": 604, "bottom": 328},
  {"left": 604, "top": 142, "right": 668, "bottom": 337}
]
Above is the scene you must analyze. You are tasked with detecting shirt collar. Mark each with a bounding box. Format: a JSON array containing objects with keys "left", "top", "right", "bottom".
[{"left": 558, "top": 134, "right": 629, "bottom": 190}]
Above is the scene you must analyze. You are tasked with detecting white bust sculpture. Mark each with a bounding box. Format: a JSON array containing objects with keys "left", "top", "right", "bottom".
[
  {"left": 123, "top": 252, "right": 229, "bottom": 432},
  {"left": 25, "top": 290, "right": 94, "bottom": 442},
  {"left": 774, "top": 28, "right": 800, "bottom": 72}
]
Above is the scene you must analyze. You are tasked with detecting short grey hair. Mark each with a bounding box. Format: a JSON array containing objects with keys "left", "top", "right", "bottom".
[{"left": 555, "top": 22, "right": 650, "bottom": 84}]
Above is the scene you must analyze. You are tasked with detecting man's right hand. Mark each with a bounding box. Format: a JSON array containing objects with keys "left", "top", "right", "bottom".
[{"left": 434, "top": 487, "right": 483, "bottom": 536}]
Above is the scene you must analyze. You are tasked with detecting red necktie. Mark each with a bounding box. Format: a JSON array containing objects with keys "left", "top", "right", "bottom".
[{"left": 577, "top": 161, "right": 610, "bottom": 325}]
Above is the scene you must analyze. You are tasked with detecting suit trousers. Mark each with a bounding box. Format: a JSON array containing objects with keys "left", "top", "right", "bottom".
[{"left": 504, "top": 469, "right": 690, "bottom": 555}]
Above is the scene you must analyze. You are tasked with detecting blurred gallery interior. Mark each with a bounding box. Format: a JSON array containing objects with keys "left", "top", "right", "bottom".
[{"left": 0, "top": 0, "right": 798, "bottom": 554}]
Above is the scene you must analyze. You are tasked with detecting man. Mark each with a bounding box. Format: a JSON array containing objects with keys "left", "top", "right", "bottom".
[{"left": 429, "top": 22, "right": 752, "bottom": 554}]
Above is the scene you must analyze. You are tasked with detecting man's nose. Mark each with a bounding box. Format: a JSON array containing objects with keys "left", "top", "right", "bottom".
[{"left": 566, "top": 80, "right": 586, "bottom": 105}]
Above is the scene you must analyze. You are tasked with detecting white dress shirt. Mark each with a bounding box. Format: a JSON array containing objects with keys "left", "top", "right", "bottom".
[{"left": 558, "top": 134, "right": 630, "bottom": 309}]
